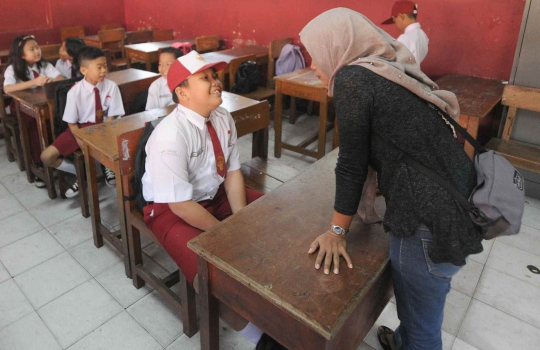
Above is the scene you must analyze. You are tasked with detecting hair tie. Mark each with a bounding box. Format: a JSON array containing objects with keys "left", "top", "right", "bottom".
[{"left": 18, "top": 35, "right": 35, "bottom": 46}]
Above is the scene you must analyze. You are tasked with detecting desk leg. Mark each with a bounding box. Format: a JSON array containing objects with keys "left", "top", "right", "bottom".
[
  {"left": 274, "top": 82, "right": 283, "bottom": 158},
  {"left": 145, "top": 60, "right": 152, "bottom": 72},
  {"left": 464, "top": 115, "right": 479, "bottom": 159},
  {"left": 16, "top": 103, "right": 33, "bottom": 183},
  {"left": 36, "top": 109, "right": 57, "bottom": 199},
  {"left": 252, "top": 128, "right": 269, "bottom": 159},
  {"left": 198, "top": 257, "right": 220, "bottom": 350},
  {"left": 84, "top": 145, "right": 103, "bottom": 248},
  {"left": 317, "top": 99, "right": 328, "bottom": 159},
  {"left": 114, "top": 160, "right": 132, "bottom": 278}
]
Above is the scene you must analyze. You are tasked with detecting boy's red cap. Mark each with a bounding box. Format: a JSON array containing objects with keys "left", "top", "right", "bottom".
[
  {"left": 381, "top": 1, "right": 418, "bottom": 25},
  {"left": 167, "top": 50, "right": 227, "bottom": 92}
]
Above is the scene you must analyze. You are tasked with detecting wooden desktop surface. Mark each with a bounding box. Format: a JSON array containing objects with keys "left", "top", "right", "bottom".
[
  {"left": 125, "top": 38, "right": 196, "bottom": 53},
  {"left": 201, "top": 46, "right": 268, "bottom": 65}
]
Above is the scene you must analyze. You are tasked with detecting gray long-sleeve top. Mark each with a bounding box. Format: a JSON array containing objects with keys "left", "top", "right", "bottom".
[{"left": 333, "top": 65, "right": 483, "bottom": 265}]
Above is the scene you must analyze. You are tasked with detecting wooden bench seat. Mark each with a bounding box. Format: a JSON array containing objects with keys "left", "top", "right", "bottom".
[{"left": 485, "top": 138, "right": 540, "bottom": 173}]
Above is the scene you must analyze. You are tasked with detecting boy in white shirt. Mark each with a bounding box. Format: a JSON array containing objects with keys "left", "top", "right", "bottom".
[
  {"left": 142, "top": 51, "right": 284, "bottom": 349},
  {"left": 41, "top": 46, "right": 124, "bottom": 198},
  {"left": 381, "top": 1, "right": 429, "bottom": 65},
  {"left": 145, "top": 46, "right": 183, "bottom": 110}
]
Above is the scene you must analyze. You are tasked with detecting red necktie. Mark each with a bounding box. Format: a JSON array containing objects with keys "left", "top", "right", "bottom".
[
  {"left": 94, "top": 87, "right": 104, "bottom": 123},
  {"left": 32, "top": 70, "right": 39, "bottom": 78},
  {"left": 206, "top": 120, "right": 227, "bottom": 178}
]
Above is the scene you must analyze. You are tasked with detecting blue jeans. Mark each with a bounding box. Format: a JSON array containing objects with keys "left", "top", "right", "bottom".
[{"left": 390, "top": 228, "right": 462, "bottom": 350}]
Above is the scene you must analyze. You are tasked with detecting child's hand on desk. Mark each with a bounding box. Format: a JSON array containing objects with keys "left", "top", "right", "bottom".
[
  {"left": 308, "top": 231, "right": 353, "bottom": 275},
  {"left": 33, "top": 75, "right": 51, "bottom": 86}
]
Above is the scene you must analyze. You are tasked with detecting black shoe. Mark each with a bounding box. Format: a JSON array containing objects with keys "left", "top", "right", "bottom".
[
  {"left": 102, "top": 165, "right": 116, "bottom": 188},
  {"left": 65, "top": 181, "right": 79, "bottom": 198},
  {"left": 256, "top": 333, "right": 287, "bottom": 350},
  {"left": 34, "top": 177, "right": 46, "bottom": 188}
]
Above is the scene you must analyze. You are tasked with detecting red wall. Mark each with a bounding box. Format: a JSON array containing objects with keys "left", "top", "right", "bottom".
[
  {"left": 123, "top": 0, "right": 526, "bottom": 80},
  {"left": 0, "top": 0, "right": 125, "bottom": 51}
]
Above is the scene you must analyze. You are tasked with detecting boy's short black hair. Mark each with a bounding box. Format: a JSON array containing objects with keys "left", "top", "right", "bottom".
[
  {"left": 78, "top": 46, "right": 106, "bottom": 67},
  {"left": 406, "top": 13, "right": 417, "bottom": 20},
  {"left": 160, "top": 47, "right": 184, "bottom": 59},
  {"left": 171, "top": 80, "right": 189, "bottom": 104}
]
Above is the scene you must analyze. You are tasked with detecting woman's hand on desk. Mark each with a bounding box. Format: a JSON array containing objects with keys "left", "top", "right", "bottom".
[{"left": 308, "top": 231, "right": 353, "bottom": 275}]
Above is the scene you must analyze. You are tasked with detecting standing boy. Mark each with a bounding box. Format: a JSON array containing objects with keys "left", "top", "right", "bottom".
[
  {"left": 381, "top": 1, "right": 429, "bottom": 65},
  {"left": 142, "top": 51, "right": 285, "bottom": 349},
  {"left": 41, "top": 46, "right": 124, "bottom": 198}
]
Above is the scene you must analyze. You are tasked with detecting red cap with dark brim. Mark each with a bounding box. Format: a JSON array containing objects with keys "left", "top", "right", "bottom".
[
  {"left": 381, "top": 1, "right": 418, "bottom": 25},
  {"left": 167, "top": 50, "right": 227, "bottom": 92}
]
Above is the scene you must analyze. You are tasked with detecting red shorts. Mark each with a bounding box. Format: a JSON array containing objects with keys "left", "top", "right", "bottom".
[
  {"left": 143, "top": 185, "right": 263, "bottom": 284},
  {"left": 52, "top": 122, "right": 97, "bottom": 157}
]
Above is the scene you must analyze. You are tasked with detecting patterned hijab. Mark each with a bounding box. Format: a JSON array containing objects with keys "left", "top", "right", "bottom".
[{"left": 299, "top": 8, "right": 460, "bottom": 119}]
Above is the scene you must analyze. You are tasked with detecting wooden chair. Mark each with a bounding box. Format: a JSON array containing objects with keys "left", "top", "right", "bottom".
[
  {"left": 44, "top": 79, "right": 90, "bottom": 217},
  {"left": 195, "top": 35, "right": 220, "bottom": 53},
  {"left": 126, "top": 30, "right": 153, "bottom": 44},
  {"left": 101, "top": 23, "right": 124, "bottom": 31},
  {"left": 152, "top": 29, "right": 173, "bottom": 41},
  {"left": 228, "top": 55, "right": 274, "bottom": 102},
  {"left": 0, "top": 82, "right": 24, "bottom": 171},
  {"left": 61, "top": 26, "right": 85, "bottom": 41},
  {"left": 117, "top": 127, "right": 198, "bottom": 338},
  {"left": 486, "top": 84, "right": 540, "bottom": 174},
  {"left": 98, "top": 29, "right": 128, "bottom": 71},
  {"left": 40, "top": 44, "right": 62, "bottom": 65}
]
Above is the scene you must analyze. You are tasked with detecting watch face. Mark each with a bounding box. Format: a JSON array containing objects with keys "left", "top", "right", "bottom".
[{"left": 332, "top": 226, "right": 343, "bottom": 235}]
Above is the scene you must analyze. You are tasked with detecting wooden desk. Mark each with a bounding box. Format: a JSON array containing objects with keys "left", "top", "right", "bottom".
[
  {"left": 81, "top": 32, "right": 138, "bottom": 48},
  {"left": 274, "top": 68, "right": 333, "bottom": 159},
  {"left": 435, "top": 74, "right": 505, "bottom": 158},
  {"left": 107, "top": 68, "right": 159, "bottom": 112},
  {"left": 189, "top": 149, "right": 392, "bottom": 350},
  {"left": 0, "top": 49, "right": 9, "bottom": 63},
  {"left": 201, "top": 46, "right": 268, "bottom": 66},
  {"left": 125, "top": 38, "right": 196, "bottom": 71},
  {"left": 73, "top": 92, "right": 270, "bottom": 277}
]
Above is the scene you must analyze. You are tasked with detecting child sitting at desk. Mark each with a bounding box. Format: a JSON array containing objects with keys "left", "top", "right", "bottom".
[
  {"left": 142, "top": 51, "right": 285, "bottom": 350},
  {"left": 56, "top": 37, "right": 86, "bottom": 78},
  {"left": 3, "top": 34, "right": 64, "bottom": 188},
  {"left": 145, "top": 46, "right": 183, "bottom": 110},
  {"left": 40, "top": 46, "right": 124, "bottom": 198}
]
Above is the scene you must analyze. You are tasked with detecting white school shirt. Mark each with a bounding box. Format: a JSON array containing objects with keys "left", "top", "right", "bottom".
[
  {"left": 62, "top": 78, "right": 125, "bottom": 124},
  {"left": 397, "top": 22, "right": 429, "bottom": 65},
  {"left": 146, "top": 76, "right": 174, "bottom": 110},
  {"left": 3, "top": 62, "right": 61, "bottom": 87},
  {"left": 55, "top": 59, "right": 73, "bottom": 78},
  {"left": 142, "top": 104, "right": 241, "bottom": 204}
]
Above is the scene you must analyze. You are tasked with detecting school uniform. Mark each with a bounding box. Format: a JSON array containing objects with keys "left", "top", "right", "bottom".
[
  {"left": 397, "top": 22, "right": 429, "bottom": 65},
  {"left": 55, "top": 59, "right": 78, "bottom": 78},
  {"left": 142, "top": 104, "right": 263, "bottom": 283},
  {"left": 3, "top": 62, "right": 62, "bottom": 164},
  {"left": 52, "top": 78, "right": 125, "bottom": 156},
  {"left": 145, "top": 76, "right": 174, "bottom": 110}
]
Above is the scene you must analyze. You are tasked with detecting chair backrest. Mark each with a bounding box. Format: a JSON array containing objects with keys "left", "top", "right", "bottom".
[
  {"left": 98, "top": 29, "right": 126, "bottom": 57},
  {"left": 101, "top": 23, "right": 124, "bottom": 31},
  {"left": 61, "top": 26, "right": 85, "bottom": 41},
  {"left": 228, "top": 54, "right": 257, "bottom": 88},
  {"left": 195, "top": 35, "right": 220, "bottom": 53},
  {"left": 44, "top": 77, "right": 84, "bottom": 138},
  {"left": 152, "top": 29, "right": 173, "bottom": 41},
  {"left": 126, "top": 30, "right": 153, "bottom": 45},
  {"left": 267, "top": 38, "right": 293, "bottom": 88},
  {"left": 40, "top": 44, "right": 62, "bottom": 64},
  {"left": 500, "top": 84, "right": 540, "bottom": 142}
]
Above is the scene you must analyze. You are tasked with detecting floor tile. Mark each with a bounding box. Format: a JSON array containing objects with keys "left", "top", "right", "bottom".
[
  {"left": 0, "top": 279, "right": 34, "bottom": 330},
  {"left": 0, "top": 193, "right": 25, "bottom": 222},
  {"left": 28, "top": 195, "right": 82, "bottom": 228},
  {"left": 0, "top": 211, "right": 44, "bottom": 248},
  {"left": 525, "top": 196, "right": 540, "bottom": 209},
  {"left": 14, "top": 252, "right": 91, "bottom": 309},
  {"left": 68, "top": 311, "right": 162, "bottom": 350},
  {"left": 166, "top": 320, "right": 253, "bottom": 350},
  {"left": 522, "top": 204, "right": 540, "bottom": 231},
  {"left": 0, "top": 158, "right": 20, "bottom": 181},
  {"left": 451, "top": 338, "right": 479, "bottom": 350},
  {"left": 11, "top": 184, "right": 51, "bottom": 209},
  {"left": 468, "top": 239, "right": 494, "bottom": 265},
  {"left": 0, "top": 261, "right": 10, "bottom": 283},
  {"left": 69, "top": 238, "right": 123, "bottom": 277},
  {"left": 473, "top": 267, "right": 540, "bottom": 328},
  {"left": 38, "top": 279, "right": 123, "bottom": 349},
  {"left": 0, "top": 182, "right": 8, "bottom": 198},
  {"left": 0, "top": 171, "right": 33, "bottom": 194},
  {"left": 451, "top": 259, "right": 484, "bottom": 296},
  {"left": 486, "top": 241, "right": 540, "bottom": 289},
  {"left": 48, "top": 214, "right": 93, "bottom": 250},
  {"left": 0, "top": 230, "right": 65, "bottom": 276},
  {"left": 95, "top": 262, "right": 153, "bottom": 308},
  {"left": 442, "top": 289, "right": 471, "bottom": 336},
  {"left": 127, "top": 290, "right": 184, "bottom": 348},
  {"left": 356, "top": 343, "right": 376, "bottom": 350},
  {"left": 0, "top": 312, "right": 61, "bottom": 350},
  {"left": 497, "top": 224, "right": 540, "bottom": 257},
  {"left": 458, "top": 299, "right": 540, "bottom": 350},
  {"left": 99, "top": 199, "right": 121, "bottom": 231},
  {"left": 144, "top": 243, "right": 178, "bottom": 273}
]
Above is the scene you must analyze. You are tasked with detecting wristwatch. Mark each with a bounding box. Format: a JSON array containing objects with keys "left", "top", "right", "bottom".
[{"left": 330, "top": 224, "right": 349, "bottom": 235}]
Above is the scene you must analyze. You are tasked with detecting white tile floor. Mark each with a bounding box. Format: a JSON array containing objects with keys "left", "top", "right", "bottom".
[{"left": 1, "top": 112, "right": 540, "bottom": 350}]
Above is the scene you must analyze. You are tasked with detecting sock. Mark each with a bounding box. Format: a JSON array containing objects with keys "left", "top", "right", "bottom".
[
  {"left": 56, "top": 159, "right": 76, "bottom": 175},
  {"left": 239, "top": 322, "right": 263, "bottom": 344}
]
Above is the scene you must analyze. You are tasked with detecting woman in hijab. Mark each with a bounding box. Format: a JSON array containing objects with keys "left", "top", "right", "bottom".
[{"left": 302, "top": 8, "right": 483, "bottom": 350}]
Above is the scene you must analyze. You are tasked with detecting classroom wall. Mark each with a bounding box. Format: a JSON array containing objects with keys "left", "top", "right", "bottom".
[
  {"left": 0, "top": 0, "right": 125, "bottom": 50},
  {"left": 123, "top": 0, "right": 526, "bottom": 80}
]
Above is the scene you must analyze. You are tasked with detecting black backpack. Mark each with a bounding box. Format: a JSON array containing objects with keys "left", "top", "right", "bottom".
[
  {"left": 230, "top": 61, "right": 259, "bottom": 94},
  {"left": 131, "top": 116, "right": 165, "bottom": 214},
  {"left": 129, "top": 90, "right": 148, "bottom": 115},
  {"left": 54, "top": 76, "right": 84, "bottom": 138}
]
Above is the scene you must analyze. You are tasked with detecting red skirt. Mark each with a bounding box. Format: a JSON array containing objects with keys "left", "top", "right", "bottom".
[{"left": 52, "top": 122, "right": 97, "bottom": 156}]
